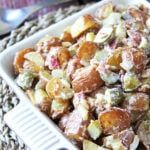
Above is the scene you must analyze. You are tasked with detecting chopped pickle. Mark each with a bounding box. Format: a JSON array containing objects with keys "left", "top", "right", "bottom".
[
  {"left": 87, "top": 120, "right": 102, "bottom": 140},
  {"left": 104, "top": 88, "right": 124, "bottom": 106},
  {"left": 16, "top": 72, "right": 34, "bottom": 90},
  {"left": 123, "top": 72, "right": 141, "bottom": 91}
]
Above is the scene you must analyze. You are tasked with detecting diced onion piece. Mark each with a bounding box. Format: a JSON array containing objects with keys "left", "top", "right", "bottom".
[
  {"left": 94, "top": 26, "right": 113, "bottom": 44},
  {"left": 24, "top": 52, "right": 44, "bottom": 67},
  {"left": 87, "top": 120, "right": 102, "bottom": 140}
]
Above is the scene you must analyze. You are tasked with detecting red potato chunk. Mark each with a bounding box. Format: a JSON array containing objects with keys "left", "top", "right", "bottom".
[
  {"left": 103, "top": 129, "right": 139, "bottom": 150},
  {"left": 99, "top": 107, "right": 131, "bottom": 135},
  {"left": 57, "top": 47, "right": 71, "bottom": 66},
  {"left": 72, "top": 66, "right": 103, "bottom": 93},
  {"left": 123, "top": 93, "right": 149, "bottom": 112},
  {"left": 66, "top": 58, "right": 83, "bottom": 80},
  {"left": 132, "top": 50, "right": 146, "bottom": 73},
  {"left": 13, "top": 48, "right": 33, "bottom": 74},
  {"left": 64, "top": 109, "right": 90, "bottom": 141},
  {"left": 106, "top": 48, "right": 122, "bottom": 70},
  {"left": 59, "top": 113, "right": 71, "bottom": 131},
  {"left": 60, "top": 31, "right": 74, "bottom": 43},
  {"left": 77, "top": 41, "right": 98, "bottom": 60},
  {"left": 121, "top": 49, "right": 146, "bottom": 73},
  {"left": 129, "top": 8, "right": 147, "bottom": 23},
  {"left": 71, "top": 14, "right": 100, "bottom": 38},
  {"left": 36, "top": 37, "right": 62, "bottom": 52}
]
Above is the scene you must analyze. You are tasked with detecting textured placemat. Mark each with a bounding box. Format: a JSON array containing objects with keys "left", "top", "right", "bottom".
[{"left": 0, "top": 4, "right": 89, "bottom": 150}]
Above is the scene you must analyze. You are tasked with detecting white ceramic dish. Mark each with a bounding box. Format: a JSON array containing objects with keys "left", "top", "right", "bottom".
[{"left": 0, "top": 0, "right": 150, "bottom": 149}]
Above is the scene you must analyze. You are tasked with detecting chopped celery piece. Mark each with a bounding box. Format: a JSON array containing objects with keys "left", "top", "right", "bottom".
[{"left": 104, "top": 88, "right": 124, "bottom": 106}]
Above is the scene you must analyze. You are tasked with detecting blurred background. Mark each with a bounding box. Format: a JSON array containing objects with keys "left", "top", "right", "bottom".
[
  {"left": 0, "top": 0, "right": 100, "bottom": 38},
  {"left": 0, "top": 0, "right": 99, "bottom": 9}
]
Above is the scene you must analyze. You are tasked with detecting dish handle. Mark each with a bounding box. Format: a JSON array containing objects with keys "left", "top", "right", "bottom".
[{"left": 4, "top": 100, "right": 78, "bottom": 150}]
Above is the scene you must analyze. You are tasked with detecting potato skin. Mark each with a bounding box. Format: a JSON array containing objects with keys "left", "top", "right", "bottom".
[
  {"left": 72, "top": 66, "right": 103, "bottom": 93},
  {"left": 121, "top": 48, "right": 145, "bottom": 73},
  {"left": 132, "top": 51, "right": 145, "bottom": 73},
  {"left": 60, "top": 31, "right": 74, "bottom": 43},
  {"left": 13, "top": 48, "right": 33, "bottom": 74},
  {"left": 129, "top": 8, "right": 147, "bottom": 23},
  {"left": 99, "top": 107, "right": 131, "bottom": 135},
  {"left": 66, "top": 58, "right": 82, "bottom": 80},
  {"left": 106, "top": 48, "right": 122, "bottom": 70},
  {"left": 77, "top": 41, "right": 98, "bottom": 60},
  {"left": 64, "top": 109, "right": 89, "bottom": 141},
  {"left": 36, "top": 37, "right": 62, "bottom": 52},
  {"left": 71, "top": 14, "right": 100, "bottom": 38},
  {"left": 36, "top": 99, "right": 51, "bottom": 117},
  {"left": 57, "top": 47, "right": 71, "bottom": 66},
  {"left": 123, "top": 93, "right": 149, "bottom": 112}
]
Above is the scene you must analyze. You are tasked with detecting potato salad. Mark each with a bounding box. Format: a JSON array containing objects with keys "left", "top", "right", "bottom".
[{"left": 13, "top": 3, "right": 150, "bottom": 150}]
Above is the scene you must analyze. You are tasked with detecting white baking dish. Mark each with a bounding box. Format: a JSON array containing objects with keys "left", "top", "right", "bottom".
[{"left": 0, "top": 0, "right": 149, "bottom": 149}]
